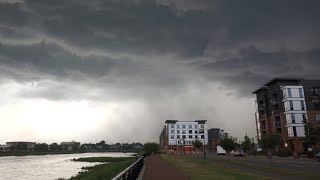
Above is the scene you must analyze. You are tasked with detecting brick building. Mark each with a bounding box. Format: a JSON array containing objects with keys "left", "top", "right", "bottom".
[{"left": 253, "top": 78, "right": 320, "bottom": 153}]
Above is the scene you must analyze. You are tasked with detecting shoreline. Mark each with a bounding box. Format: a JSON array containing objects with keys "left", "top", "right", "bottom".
[{"left": 0, "top": 151, "right": 139, "bottom": 157}]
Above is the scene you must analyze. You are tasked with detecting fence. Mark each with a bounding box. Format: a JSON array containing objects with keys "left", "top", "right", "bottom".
[{"left": 112, "top": 155, "right": 145, "bottom": 180}]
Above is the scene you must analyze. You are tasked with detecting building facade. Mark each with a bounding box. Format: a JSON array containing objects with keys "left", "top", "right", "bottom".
[
  {"left": 207, "top": 128, "right": 224, "bottom": 152},
  {"left": 6, "top": 141, "right": 36, "bottom": 151},
  {"left": 253, "top": 78, "right": 320, "bottom": 153},
  {"left": 159, "top": 120, "right": 208, "bottom": 153}
]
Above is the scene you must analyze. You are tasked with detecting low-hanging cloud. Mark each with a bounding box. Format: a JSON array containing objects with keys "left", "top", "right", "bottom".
[{"left": 0, "top": 0, "right": 320, "bottom": 143}]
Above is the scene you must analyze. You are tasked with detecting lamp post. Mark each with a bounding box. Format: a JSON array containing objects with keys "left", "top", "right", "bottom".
[
  {"left": 200, "top": 129, "right": 206, "bottom": 158},
  {"left": 181, "top": 139, "right": 184, "bottom": 155}
]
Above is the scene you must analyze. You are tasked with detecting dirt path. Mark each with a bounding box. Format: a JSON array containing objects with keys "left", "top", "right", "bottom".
[{"left": 142, "top": 154, "right": 190, "bottom": 180}]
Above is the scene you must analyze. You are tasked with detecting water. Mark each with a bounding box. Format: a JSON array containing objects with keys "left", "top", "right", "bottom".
[{"left": 0, "top": 152, "right": 135, "bottom": 180}]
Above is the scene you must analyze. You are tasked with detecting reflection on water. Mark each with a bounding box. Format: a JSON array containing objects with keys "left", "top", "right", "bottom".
[{"left": 0, "top": 152, "right": 135, "bottom": 180}]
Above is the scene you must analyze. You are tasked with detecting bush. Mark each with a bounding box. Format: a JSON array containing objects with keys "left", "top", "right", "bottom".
[{"left": 276, "top": 150, "right": 292, "bottom": 157}]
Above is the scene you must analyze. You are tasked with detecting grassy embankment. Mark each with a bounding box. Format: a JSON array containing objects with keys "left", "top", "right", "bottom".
[
  {"left": 65, "top": 157, "right": 136, "bottom": 180},
  {"left": 220, "top": 158, "right": 320, "bottom": 180},
  {"left": 161, "top": 154, "right": 271, "bottom": 180},
  {"left": 161, "top": 154, "right": 320, "bottom": 180}
]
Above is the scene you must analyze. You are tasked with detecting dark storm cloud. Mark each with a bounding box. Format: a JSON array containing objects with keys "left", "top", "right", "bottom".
[{"left": 1, "top": 0, "right": 320, "bottom": 98}]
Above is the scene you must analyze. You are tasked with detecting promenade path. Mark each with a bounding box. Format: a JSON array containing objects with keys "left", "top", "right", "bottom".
[{"left": 142, "top": 154, "right": 190, "bottom": 180}]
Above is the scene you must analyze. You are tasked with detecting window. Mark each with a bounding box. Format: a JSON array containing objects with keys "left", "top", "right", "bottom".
[
  {"left": 171, "top": 130, "right": 174, "bottom": 133},
  {"left": 312, "top": 88, "right": 319, "bottom": 95},
  {"left": 195, "top": 135, "right": 198, "bottom": 139},
  {"left": 189, "top": 135, "right": 192, "bottom": 139},
  {"left": 288, "top": 88, "right": 292, "bottom": 97},
  {"left": 289, "top": 101, "right": 294, "bottom": 110},
  {"left": 299, "top": 88, "right": 304, "bottom": 98},
  {"left": 316, "top": 114, "right": 320, "bottom": 121},
  {"left": 189, "top": 125, "right": 192, "bottom": 128},
  {"left": 195, "top": 130, "right": 198, "bottom": 134},
  {"left": 182, "top": 130, "right": 186, "bottom": 134},
  {"left": 182, "top": 125, "right": 186, "bottom": 129},
  {"left": 171, "top": 135, "right": 175, "bottom": 139},
  {"left": 189, "top": 130, "right": 192, "bottom": 134},
  {"left": 194, "top": 125, "right": 197, "bottom": 128},
  {"left": 293, "top": 127, "right": 297, "bottom": 137},
  {"left": 303, "top": 113, "right": 307, "bottom": 121},
  {"left": 177, "top": 125, "right": 180, "bottom": 129},
  {"left": 177, "top": 135, "right": 180, "bottom": 139},
  {"left": 171, "top": 124, "right": 174, "bottom": 128},
  {"left": 182, "top": 135, "right": 186, "bottom": 139},
  {"left": 177, "top": 130, "right": 180, "bottom": 134},
  {"left": 300, "top": 101, "right": 305, "bottom": 110},
  {"left": 201, "top": 135, "right": 205, "bottom": 139},
  {"left": 291, "top": 114, "right": 295, "bottom": 123},
  {"left": 287, "top": 127, "right": 293, "bottom": 137}
]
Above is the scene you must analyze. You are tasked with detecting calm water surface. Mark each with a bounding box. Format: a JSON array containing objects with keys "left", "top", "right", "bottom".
[{"left": 0, "top": 152, "right": 135, "bottom": 180}]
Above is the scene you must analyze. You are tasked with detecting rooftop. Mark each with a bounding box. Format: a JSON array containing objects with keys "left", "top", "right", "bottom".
[{"left": 263, "top": 77, "right": 303, "bottom": 86}]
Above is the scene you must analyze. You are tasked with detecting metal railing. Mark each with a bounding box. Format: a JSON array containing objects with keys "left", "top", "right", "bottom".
[{"left": 112, "top": 155, "right": 145, "bottom": 180}]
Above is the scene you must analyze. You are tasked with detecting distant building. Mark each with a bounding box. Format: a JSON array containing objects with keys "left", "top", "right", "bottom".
[
  {"left": 207, "top": 128, "right": 224, "bottom": 152},
  {"left": 6, "top": 141, "right": 36, "bottom": 151},
  {"left": 0, "top": 145, "right": 11, "bottom": 152},
  {"left": 253, "top": 78, "right": 320, "bottom": 153},
  {"left": 60, "top": 141, "right": 80, "bottom": 151},
  {"left": 159, "top": 120, "right": 208, "bottom": 154}
]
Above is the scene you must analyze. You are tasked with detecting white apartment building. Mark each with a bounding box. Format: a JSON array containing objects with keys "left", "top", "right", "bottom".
[
  {"left": 281, "top": 86, "right": 307, "bottom": 138},
  {"left": 160, "top": 120, "right": 208, "bottom": 152}
]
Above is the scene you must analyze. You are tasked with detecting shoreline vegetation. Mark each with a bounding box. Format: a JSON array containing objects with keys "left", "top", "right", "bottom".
[{"left": 57, "top": 157, "right": 136, "bottom": 180}]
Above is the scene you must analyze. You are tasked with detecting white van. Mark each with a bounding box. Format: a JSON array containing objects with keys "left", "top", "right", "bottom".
[{"left": 217, "top": 146, "right": 226, "bottom": 156}]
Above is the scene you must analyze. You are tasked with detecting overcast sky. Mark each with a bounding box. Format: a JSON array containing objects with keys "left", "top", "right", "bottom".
[{"left": 1, "top": 0, "right": 320, "bottom": 144}]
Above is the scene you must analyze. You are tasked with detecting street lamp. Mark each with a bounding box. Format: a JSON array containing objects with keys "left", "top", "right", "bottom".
[
  {"left": 200, "top": 129, "right": 206, "bottom": 158},
  {"left": 181, "top": 139, "right": 184, "bottom": 155}
]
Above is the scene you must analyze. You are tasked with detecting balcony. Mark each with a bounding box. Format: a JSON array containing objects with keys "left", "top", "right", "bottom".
[
  {"left": 258, "top": 104, "right": 265, "bottom": 110},
  {"left": 275, "top": 122, "right": 281, "bottom": 128},
  {"left": 311, "top": 95, "right": 320, "bottom": 104},
  {"left": 270, "top": 99, "right": 279, "bottom": 105},
  {"left": 272, "top": 110, "right": 279, "bottom": 115},
  {"left": 258, "top": 116, "right": 266, "bottom": 121}
]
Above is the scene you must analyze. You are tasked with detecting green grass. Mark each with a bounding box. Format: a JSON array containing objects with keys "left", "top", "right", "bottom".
[
  {"left": 69, "top": 157, "right": 135, "bottom": 180},
  {"left": 161, "top": 154, "right": 271, "bottom": 180},
  {"left": 227, "top": 159, "right": 320, "bottom": 180}
]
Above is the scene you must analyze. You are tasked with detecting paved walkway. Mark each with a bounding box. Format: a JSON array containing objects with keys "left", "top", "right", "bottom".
[{"left": 142, "top": 154, "right": 190, "bottom": 180}]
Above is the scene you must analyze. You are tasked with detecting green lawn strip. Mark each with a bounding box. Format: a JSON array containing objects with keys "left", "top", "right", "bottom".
[
  {"left": 226, "top": 159, "right": 320, "bottom": 180},
  {"left": 161, "top": 154, "right": 271, "bottom": 180},
  {"left": 69, "top": 157, "right": 135, "bottom": 180}
]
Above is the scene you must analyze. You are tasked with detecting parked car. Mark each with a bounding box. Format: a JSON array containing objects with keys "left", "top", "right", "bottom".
[
  {"left": 316, "top": 152, "right": 320, "bottom": 161},
  {"left": 217, "top": 146, "right": 226, "bottom": 156},
  {"left": 230, "top": 150, "right": 245, "bottom": 157}
]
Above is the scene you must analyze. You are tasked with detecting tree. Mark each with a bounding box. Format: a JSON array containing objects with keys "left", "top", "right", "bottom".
[
  {"left": 259, "top": 134, "right": 281, "bottom": 157},
  {"left": 303, "top": 119, "right": 320, "bottom": 158},
  {"left": 241, "top": 134, "right": 255, "bottom": 153},
  {"left": 219, "top": 133, "right": 237, "bottom": 154},
  {"left": 192, "top": 140, "right": 203, "bottom": 150},
  {"left": 16, "top": 143, "right": 28, "bottom": 151},
  {"left": 144, "top": 142, "right": 160, "bottom": 155},
  {"left": 49, "top": 143, "right": 62, "bottom": 152},
  {"left": 34, "top": 143, "right": 49, "bottom": 152}
]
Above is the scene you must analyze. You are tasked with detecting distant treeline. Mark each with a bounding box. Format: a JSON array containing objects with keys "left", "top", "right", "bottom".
[{"left": 0, "top": 141, "right": 144, "bottom": 156}]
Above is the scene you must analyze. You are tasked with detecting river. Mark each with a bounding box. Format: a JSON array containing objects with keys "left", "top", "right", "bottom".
[{"left": 0, "top": 152, "right": 135, "bottom": 180}]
